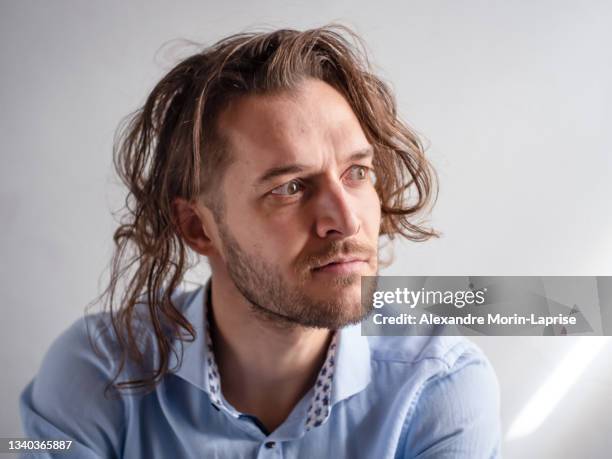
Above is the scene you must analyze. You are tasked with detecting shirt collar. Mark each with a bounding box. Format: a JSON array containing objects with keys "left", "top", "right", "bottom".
[{"left": 171, "top": 280, "right": 372, "bottom": 431}]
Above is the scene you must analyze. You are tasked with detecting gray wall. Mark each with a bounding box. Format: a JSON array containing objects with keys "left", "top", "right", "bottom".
[{"left": 1, "top": 1, "right": 611, "bottom": 457}]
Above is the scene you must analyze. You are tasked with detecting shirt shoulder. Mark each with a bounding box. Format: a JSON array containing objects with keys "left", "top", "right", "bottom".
[
  {"left": 365, "top": 333, "right": 501, "bottom": 458},
  {"left": 20, "top": 312, "right": 125, "bottom": 457},
  {"left": 367, "top": 332, "right": 485, "bottom": 371},
  {"left": 19, "top": 285, "right": 200, "bottom": 457}
]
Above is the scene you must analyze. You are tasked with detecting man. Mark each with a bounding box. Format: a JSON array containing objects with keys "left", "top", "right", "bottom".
[{"left": 20, "top": 25, "right": 501, "bottom": 458}]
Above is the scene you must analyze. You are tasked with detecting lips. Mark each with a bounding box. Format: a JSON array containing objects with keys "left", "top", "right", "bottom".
[
  {"left": 312, "top": 257, "right": 369, "bottom": 274},
  {"left": 315, "top": 257, "right": 367, "bottom": 269}
]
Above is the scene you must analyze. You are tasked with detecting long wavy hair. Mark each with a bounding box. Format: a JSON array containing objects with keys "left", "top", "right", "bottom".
[{"left": 91, "top": 24, "right": 439, "bottom": 393}]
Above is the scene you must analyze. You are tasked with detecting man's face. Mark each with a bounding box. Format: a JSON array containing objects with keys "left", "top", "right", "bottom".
[{"left": 208, "top": 78, "right": 381, "bottom": 329}]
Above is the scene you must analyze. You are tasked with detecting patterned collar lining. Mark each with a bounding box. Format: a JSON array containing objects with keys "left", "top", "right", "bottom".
[{"left": 203, "top": 298, "right": 338, "bottom": 432}]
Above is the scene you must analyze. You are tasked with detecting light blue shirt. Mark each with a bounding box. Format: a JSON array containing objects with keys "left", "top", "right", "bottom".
[{"left": 20, "top": 282, "right": 501, "bottom": 458}]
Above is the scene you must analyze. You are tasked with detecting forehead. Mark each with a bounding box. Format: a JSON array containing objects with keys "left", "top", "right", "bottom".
[{"left": 216, "top": 79, "right": 369, "bottom": 176}]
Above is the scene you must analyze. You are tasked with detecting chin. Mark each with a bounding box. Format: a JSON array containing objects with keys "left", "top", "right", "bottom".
[{"left": 309, "top": 281, "right": 362, "bottom": 304}]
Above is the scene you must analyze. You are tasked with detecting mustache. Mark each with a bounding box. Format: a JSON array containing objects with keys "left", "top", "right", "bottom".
[{"left": 297, "top": 239, "right": 377, "bottom": 270}]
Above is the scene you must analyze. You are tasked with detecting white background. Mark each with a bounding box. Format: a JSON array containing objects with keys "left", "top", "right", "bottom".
[{"left": 1, "top": 1, "right": 611, "bottom": 457}]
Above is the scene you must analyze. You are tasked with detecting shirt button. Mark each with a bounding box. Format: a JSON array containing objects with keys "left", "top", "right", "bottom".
[{"left": 264, "top": 441, "right": 276, "bottom": 449}]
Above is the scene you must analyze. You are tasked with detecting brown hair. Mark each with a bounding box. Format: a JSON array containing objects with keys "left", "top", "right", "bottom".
[{"left": 92, "top": 24, "right": 438, "bottom": 393}]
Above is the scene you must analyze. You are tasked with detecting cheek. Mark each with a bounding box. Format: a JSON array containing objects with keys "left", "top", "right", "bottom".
[
  {"left": 225, "top": 201, "right": 310, "bottom": 258},
  {"left": 262, "top": 211, "right": 312, "bottom": 255},
  {"left": 356, "top": 188, "right": 382, "bottom": 236}
]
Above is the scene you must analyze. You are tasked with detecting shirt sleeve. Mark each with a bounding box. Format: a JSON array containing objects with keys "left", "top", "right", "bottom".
[
  {"left": 19, "top": 316, "right": 125, "bottom": 458},
  {"left": 399, "top": 348, "right": 502, "bottom": 459}
]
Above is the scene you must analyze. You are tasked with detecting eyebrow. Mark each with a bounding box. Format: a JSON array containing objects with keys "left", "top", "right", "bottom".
[{"left": 255, "top": 146, "right": 374, "bottom": 186}]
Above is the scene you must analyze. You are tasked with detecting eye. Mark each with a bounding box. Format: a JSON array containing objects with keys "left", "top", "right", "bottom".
[
  {"left": 270, "top": 179, "right": 304, "bottom": 196},
  {"left": 346, "top": 165, "right": 370, "bottom": 182}
]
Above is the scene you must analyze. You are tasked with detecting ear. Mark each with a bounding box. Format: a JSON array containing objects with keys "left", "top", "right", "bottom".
[{"left": 172, "top": 197, "right": 219, "bottom": 257}]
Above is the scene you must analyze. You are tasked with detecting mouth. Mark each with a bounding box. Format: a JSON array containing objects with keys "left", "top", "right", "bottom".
[{"left": 312, "top": 257, "right": 370, "bottom": 275}]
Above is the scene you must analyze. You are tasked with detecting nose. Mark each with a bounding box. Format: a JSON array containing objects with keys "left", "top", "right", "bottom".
[{"left": 313, "top": 179, "right": 360, "bottom": 239}]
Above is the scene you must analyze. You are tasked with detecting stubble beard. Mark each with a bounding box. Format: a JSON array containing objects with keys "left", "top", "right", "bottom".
[{"left": 216, "top": 217, "right": 378, "bottom": 331}]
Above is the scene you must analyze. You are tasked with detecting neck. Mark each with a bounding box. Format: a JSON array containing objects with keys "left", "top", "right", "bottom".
[{"left": 208, "top": 274, "right": 332, "bottom": 433}]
